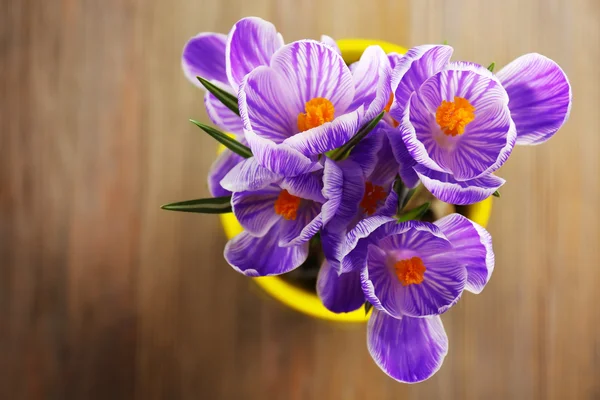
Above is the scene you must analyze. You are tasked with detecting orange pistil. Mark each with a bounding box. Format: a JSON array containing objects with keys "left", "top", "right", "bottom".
[
  {"left": 435, "top": 96, "right": 476, "bottom": 136},
  {"left": 394, "top": 256, "right": 427, "bottom": 286},
  {"left": 384, "top": 93, "right": 400, "bottom": 127},
  {"left": 274, "top": 190, "right": 301, "bottom": 220},
  {"left": 297, "top": 97, "right": 335, "bottom": 132},
  {"left": 360, "top": 182, "right": 387, "bottom": 215}
]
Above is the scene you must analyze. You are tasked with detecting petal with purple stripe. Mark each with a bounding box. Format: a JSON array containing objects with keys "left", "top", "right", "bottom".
[
  {"left": 220, "top": 157, "right": 281, "bottom": 192},
  {"left": 348, "top": 45, "right": 393, "bottom": 120},
  {"left": 231, "top": 188, "right": 281, "bottom": 236},
  {"left": 367, "top": 310, "right": 448, "bottom": 383},
  {"left": 278, "top": 203, "right": 323, "bottom": 247},
  {"left": 415, "top": 164, "right": 505, "bottom": 205},
  {"left": 226, "top": 17, "right": 284, "bottom": 91},
  {"left": 320, "top": 35, "right": 341, "bottom": 55},
  {"left": 224, "top": 228, "right": 308, "bottom": 276},
  {"left": 497, "top": 53, "right": 572, "bottom": 145},
  {"left": 281, "top": 172, "right": 326, "bottom": 203},
  {"left": 182, "top": 32, "right": 228, "bottom": 86},
  {"left": 317, "top": 261, "right": 364, "bottom": 313},
  {"left": 435, "top": 213, "right": 494, "bottom": 294},
  {"left": 385, "top": 124, "right": 420, "bottom": 189},
  {"left": 207, "top": 149, "right": 244, "bottom": 197},
  {"left": 271, "top": 40, "right": 355, "bottom": 116}
]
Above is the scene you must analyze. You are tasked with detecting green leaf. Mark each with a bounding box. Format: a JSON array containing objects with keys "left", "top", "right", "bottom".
[
  {"left": 487, "top": 62, "right": 495, "bottom": 72},
  {"left": 397, "top": 202, "right": 430, "bottom": 222},
  {"left": 442, "top": 39, "right": 448, "bottom": 45},
  {"left": 364, "top": 302, "right": 373, "bottom": 316},
  {"left": 197, "top": 76, "right": 240, "bottom": 116},
  {"left": 330, "top": 111, "right": 385, "bottom": 161},
  {"left": 190, "top": 120, "right": 252, "bottom": 158},
  {"left": 161, "top": 196, "right": 232, "bottom": 214},
  {"left": 492, "top": 190, "right": 501, "bottom": 197}
]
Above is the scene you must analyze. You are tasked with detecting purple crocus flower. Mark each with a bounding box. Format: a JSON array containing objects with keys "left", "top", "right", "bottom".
[
  {"left": 238, "top": 40, "right": 392, "bottom": 176},
  {"left": 317, "top": 125, "right": 402, "bottom": 312},
  {"left": 387, "top": 45, "right": 571, "bottom": 205},
  {"left": 344, "top": 213, "right": 494, "bottom": 382},
  {"left": 220, "top": 158, "right": 328, "bottom": 276}
]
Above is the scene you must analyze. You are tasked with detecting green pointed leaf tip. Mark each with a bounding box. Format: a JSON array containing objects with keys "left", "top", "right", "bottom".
[
  {"left": 197, "top": 76, "right": 240, "bottom": 116},
  {"left": 492, "top": 190, "right": 501, "bottom": 197},
  {"left": 442, "top": 40, "right": 448, "bottom": 45},
  {"left": 487, "top": 62, "right": 495, "bottom": 72},
  {"left": 161, "top": 195, "right": 232, "bottom": 214},
  {"left": 190, "top": 120, "right": 253, "bottom": 158},
  {"left": 397, "top": 202, "right": 430, "bottom": 222},
  {"left": 364, "top": 302, "right": 373, "bottom": 316},
  {"left": 330, "top": 111, "right": 385, "bottom": 161}
]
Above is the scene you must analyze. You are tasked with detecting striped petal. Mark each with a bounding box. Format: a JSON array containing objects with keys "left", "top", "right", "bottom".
[
  {"left": 204, "top": 91, "right": 244, "bottom": 135},
  {"left": 415, "top": 164, "right": 505, "bottom": 205},
  {"left": 385, "top": 124, "right": 420, "bottom": 189},
  {"left": 497, "top": 53, "right": 572, "bottom": 145},
  {"left": 224, "top": 227, "right": 308, "bottom": 276},
  {"left": 367, "top": 310, "right": 448, "bottom": 383},
  {"left": 317, "top": 261, "right": 364, "bottom": 313},
  {"left": 220, "top": 157, "right": 281, "bottom": 192},
  {"left": 348, "top": 45, "right": 393, "bottom": 120},
  {"left": 278, "top": 203, "right": 323, "bottom": 247},
  {"left": 435, "top": 213, "right": 494, "bottom": 294},
  {"left": 182, "top": 32, "right": 228, "bottom": 86},
  {"left": 226, "top": 17, "right": 284, "bottom": 91},
  {"left": 320, "top": 35, "right": 341, "bottom": 55}
]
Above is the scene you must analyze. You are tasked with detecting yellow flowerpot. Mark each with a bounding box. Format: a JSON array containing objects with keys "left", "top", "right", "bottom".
[{"left": 220, "top": 39, "right": 493, "bottom": 323}]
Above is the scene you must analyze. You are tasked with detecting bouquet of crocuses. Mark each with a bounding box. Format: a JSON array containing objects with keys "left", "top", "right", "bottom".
[{"left": 164, "top": 17, "right": 572, "bottom": 383}]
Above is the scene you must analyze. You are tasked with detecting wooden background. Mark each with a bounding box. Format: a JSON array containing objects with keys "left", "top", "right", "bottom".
[{"left": 2, "top": 0, "right": 599, "bottom": 399}]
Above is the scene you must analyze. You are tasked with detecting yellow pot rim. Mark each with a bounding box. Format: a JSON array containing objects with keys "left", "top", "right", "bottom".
[{"left": 220, "top": 39, "right": 493, "bottom": 323}]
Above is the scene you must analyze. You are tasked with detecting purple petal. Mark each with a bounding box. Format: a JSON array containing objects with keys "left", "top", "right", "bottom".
[
  {"left": 239, "top": 66, "right": 299, "bottom": 142},
  {"left": 317, "top": 261, "right": 364, "bottom": 313},
  {"left": 282, "top": 107, "right": 363, "bottom": 156},
  {"left": 434, "top": 213, "right": 494, "bottom": 294},
  {"left": 341, "top": 215, "right": 396, "bottom": 274},
  {"left": 281, "top": 172, "right": 326, "bottom": 203},
  {"left": 497, "top": 53, "right": 572, "bottom": 145},
  {"left": 224, "top": 228, "right": 308, "bottom": 276},
  {"left": 231, "top": 189, "right": 280, "bottom": 236},
  {"left": 361, "top": 222, "right": 465, "bottom": 318},
  {"left": 404, "top": 64, "right": 516, "bottom": 180},
  {"left": 220, "top": 157, "right": 281, "bottom": 192},
  {"left": 182, "top": 32, "right": 228, "bottom": 86},
  {"left": 271, "top": 40, "right": 355, "bottom": 115},
  {"left": 278, "top": 203, "right": 323, "bottom": 247},
  {"left": 348, "top": 45, "right": 393, "bottom": 120},
  {"left": 204, "top": 91, "right": 244, "bottom": 135},
  {"left": 367, "top": 310, "right": 448, "bottom": 383},
  {"left": 348, "top": 126, "right": 385, "bottom": 178},
  {"left": 225, "top": 17, "right": 284, "bottom": 91},
  {"left": 387, "top": 52, "right": 404, "bottom": 70},
  {"left": 244, "top": 129, "right": 322, "bottom": 177},
  {"left": 389, "top": 45, "right": 453, "bottom": 121},
  {"left": 385, "top": 124, "right": 420, "bottom": 189},
  {"left": 415, "top": 165, "right": 505, "bottom": 205},
  {"left": 320, "top": 35, "right": 341, "bottom": 55},
  {"left": 207, "top": 149, "right": 244, "bottom": 197},
  {"left": 367, "top": 133, "right": 400, "bottom": 188}
]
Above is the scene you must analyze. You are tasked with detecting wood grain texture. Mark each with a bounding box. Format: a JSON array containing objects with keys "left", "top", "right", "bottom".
[{"left": 1, "top": 0, "right": 599, "bottom": 399}]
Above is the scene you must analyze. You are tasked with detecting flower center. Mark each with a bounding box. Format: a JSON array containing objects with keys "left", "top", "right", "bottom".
[
  {"left": 435, "top": 96, "right": 475, "bottom": 136},
  {"left": 297, "top": 97, "right": 335, "bottom": 132},
  {"left": 394, "top": 256, "right": 426, "bottom": 286},
  {"left": 274, "top": 189, "right": 301, "bottom": 220},
  {"left": 360, "top": 182, "right": 387, "bottom": 215}
]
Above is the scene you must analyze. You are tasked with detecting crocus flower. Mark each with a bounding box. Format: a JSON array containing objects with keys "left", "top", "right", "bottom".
[
  {"left": 317, "top": 126, "right": 401, "bottom": 312},
  {"left": 238, "top": 40, "right": 392, "bottom": 176},
  {"left": 344, "top": 213, "right": 494, "bottom": 382},
  {"left": 388, "top": 45, "right": 571, "bottom": 205},
  {"left": 221, "top": 158, "right": 327, "bottom": 276}
]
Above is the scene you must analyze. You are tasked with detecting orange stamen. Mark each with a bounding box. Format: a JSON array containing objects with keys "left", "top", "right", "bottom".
[
  {"left": 297, "top": 97, "right": 335, "bottom": 132},
  {"left": 274, "top": 190, "right": 301, "bottom": 220},
  {"left": 360, "top": 182, "right": 387, "bottom": 215},
  {"left": 384, "top": 93, "right": 400, "bottom": 127},
  {"left": 435, "top": 96, "right": 476, "bottom": 136},
  {"left": 394, "top": 256, "right": 427, "bottom": 286}
]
